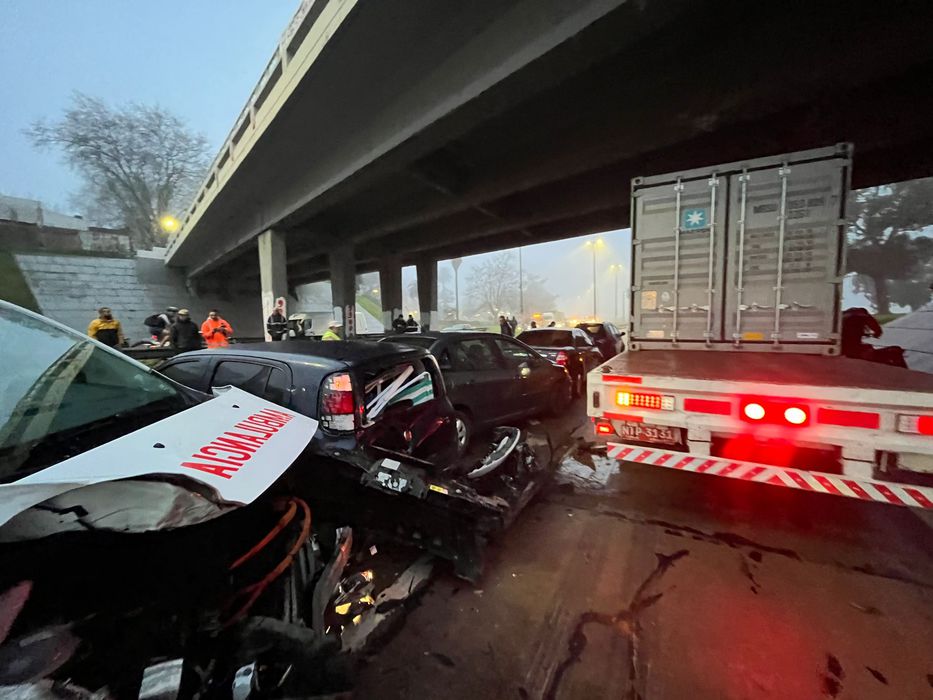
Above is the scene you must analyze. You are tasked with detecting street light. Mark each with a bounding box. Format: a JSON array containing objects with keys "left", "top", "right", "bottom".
[
  {"left": 158, "top": 214, "right": 179, "bottom": 234},
  {"left": 584, "top": 238, "right": 603, "bottom": 319}
]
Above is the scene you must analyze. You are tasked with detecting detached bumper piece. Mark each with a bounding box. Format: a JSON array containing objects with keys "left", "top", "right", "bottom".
[
  {"left": 608, "top": 443, "right": 933, "bottom": 509},
  {"left": 359, "top": 427, "right": 547, "bottom": 580}
]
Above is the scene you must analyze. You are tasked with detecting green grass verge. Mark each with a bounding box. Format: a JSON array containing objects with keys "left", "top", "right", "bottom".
[
  {"left": 357, "top": 294, "right": 382, "bottom": 320},
  {"left": 0, "top": 251, "right": 40, "bottom": 311},
  {"left": 876, "top": 313, "right": 906, "bottom": 325}
]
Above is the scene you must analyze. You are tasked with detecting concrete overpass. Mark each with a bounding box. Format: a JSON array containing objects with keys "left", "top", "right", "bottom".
[{"left": 166, "top": 0, "right": 933, "bottom": 331}]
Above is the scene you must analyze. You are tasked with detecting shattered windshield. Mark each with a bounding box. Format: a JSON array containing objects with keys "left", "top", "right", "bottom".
[{"left": 0, "top": 304, "right": 192, "bottom": 482}]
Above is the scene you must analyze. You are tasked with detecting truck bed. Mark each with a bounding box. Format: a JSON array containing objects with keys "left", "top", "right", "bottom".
[{"left": 602, "top": 351, "right": 933, "bottom": 393}]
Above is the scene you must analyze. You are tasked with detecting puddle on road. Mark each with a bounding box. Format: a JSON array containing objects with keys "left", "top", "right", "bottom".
[{"left": 556, "top": 449, "right": 620, "bottom": 491}]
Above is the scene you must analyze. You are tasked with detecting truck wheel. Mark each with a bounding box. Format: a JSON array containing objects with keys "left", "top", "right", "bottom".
[{"left": 453, "top": 410, "right": 472, "bottom": 455}]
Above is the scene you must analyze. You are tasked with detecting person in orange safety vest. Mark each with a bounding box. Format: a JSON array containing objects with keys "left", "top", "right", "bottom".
[{"left": 201, "top": 309, "right": 233, "bottom": 348}]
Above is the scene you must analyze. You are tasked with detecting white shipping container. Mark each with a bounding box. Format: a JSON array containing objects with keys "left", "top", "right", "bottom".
[{"left": 629, "top": 144, "right": 851, "bottom": 354}]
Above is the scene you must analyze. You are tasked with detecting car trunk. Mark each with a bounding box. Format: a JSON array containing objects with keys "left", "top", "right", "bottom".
[{"left": 351, "top": 354, "right": 458, "bottom": 468}]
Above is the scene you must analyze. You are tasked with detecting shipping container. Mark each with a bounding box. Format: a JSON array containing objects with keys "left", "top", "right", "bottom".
[{"left": 629, "top": 144, "right": 851, "bottom": 354}]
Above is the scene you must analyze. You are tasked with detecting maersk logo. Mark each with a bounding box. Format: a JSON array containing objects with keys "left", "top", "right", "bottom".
[{"left": 682, "top": 208, "right": 708, "bottom": 230}]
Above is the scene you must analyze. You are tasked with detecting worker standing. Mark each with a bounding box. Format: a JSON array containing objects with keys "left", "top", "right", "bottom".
[
  {"left": 87, "top": 306, "right": 125, "bottom": 347},
  {"left": 201, "top": 309, "right": 233, "bottom": 349},
  {"left": 322, "top": 320, "right": 342, "bottom": 341},
  {"left": 266, "top": 307, "right": 288, "bottom": 341}
]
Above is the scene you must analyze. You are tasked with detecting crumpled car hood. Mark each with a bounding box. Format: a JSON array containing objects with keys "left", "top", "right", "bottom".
[{"left": 0, "top": 387, "right": 317, "bottom": 538}]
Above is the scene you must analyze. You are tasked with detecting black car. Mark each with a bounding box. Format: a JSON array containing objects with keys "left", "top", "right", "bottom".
[
  {"left": 156, "top": 341, "right": 459, "bottom": 469},
  {"left": 575, "top": 321, "right": 625, "bottom": 361},
  {"left": 516, "top": 327, "right": 603, "bottom": 397},
  {"left": 382, "top": 332, "right": 572, "bottom": 452}
]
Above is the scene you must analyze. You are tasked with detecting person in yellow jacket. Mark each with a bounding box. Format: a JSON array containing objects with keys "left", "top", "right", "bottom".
[
  {"left": 321, "top": 320, "right": 342, "bottom": 341},
  {"left": 87, "top": 307, "right": 124, "bottom": 347}
]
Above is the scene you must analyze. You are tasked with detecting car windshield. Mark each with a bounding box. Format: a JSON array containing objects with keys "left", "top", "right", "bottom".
[
  {"left": 517, "top": 330, "right": 574, "bottom": 347},
  {"left": 0, "top": 304, "right": 193, "bottom": 483}
]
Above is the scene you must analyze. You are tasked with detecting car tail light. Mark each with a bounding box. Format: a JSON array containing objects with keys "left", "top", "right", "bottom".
[
  {"left": 897, "top": 414, "right": 933, "bottom": 436},
  {"left": 555, "top": 351, "right": 569, "bottom": 366},
  {"left": 615, "top": 391, "right": 674, "bottom": 411},
  {"left": 783, "top": 406, "right": 808, "bottom": 425},
  {"left": 320, "top": 372, "right": 356, "bottom": 431},
  {"left": 818, "top": 408, "right": 880, "bottom": 430},
  {"left": 743, "top": 402, "right": 766, "bottom": 421},
  {"left": 684, "top": 398, "right": 732, "bottom": 416}
]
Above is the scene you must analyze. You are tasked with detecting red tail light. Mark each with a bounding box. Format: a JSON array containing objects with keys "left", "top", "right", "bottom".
[
  {"left": 898, "top": 414, "right": 933, "bottom": 435},
  {"left": 320, "top": 372, "right": 356, "bottom": 431},
  {"left": 593, "top": 419, "right": 615, "bottom": 436},
  {"left": 555, "top": 351, "right": 569, "bottom": 366},
  {"left": 741, "top": 399, "right": 809, "bottom": 426}
]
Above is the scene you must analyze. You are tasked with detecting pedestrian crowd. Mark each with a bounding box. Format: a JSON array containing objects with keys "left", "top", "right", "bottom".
[{"left": 86, "top": 305, "right": 235, "bottom": 351}]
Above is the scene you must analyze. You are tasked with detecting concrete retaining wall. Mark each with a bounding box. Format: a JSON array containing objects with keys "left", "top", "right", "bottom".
[{"left": 15, "top": 253, "right": 263, "bottom": 342}]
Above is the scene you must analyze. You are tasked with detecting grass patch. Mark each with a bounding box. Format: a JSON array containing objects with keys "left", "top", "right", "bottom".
[
  {"left": 876, "top": 313, "right": 906, "bottom": 325},
  {"left": 357, "top": 294, "right": 382, "bottom": 320},
  {"left": 0, "top": 251, "right": 40, "bottom": 311}
]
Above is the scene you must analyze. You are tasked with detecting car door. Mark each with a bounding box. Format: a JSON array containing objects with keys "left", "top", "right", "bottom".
[
  {"left": 493, "top": 337, "right": 551, "bottom": 412},
  {"left": 209, "top": 358, "right": 294, "bottom": 408},
  {"left": 446, "top": 337, "right": 520, "bottom": 424},
  {"left": 157, "top": 356, "right": 213, "bottom": 393}
]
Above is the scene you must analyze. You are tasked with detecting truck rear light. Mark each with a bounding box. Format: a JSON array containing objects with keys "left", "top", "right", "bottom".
[
  {"left": 555, "top": 351, "right": 569, "bottom": 366},
  {"left": 817, "top": 408, "right": 880, "bottom": 430},
  {"left": 783, "top": 406, "right": 808, "bottom": 425},
  {"left": 320, "top": 372, "right": 356, "bottom": 431},
  {"left": 684, "top": 398, "right": 732, "bottom": 416},
  {"left": 741, "top": 400, "right": 809, "bottom": 426},
  {"left": 897, "top": 414, "right": 933, "bottom": 436},
  {"left": 616, "top": 391, "right": 674, "bottom": 411},
  {"left": 593, "top": 418, "right": 615, "bottom": 436},
  {"left": 743, "top": 402, "right": 766, "bottom": 421}
]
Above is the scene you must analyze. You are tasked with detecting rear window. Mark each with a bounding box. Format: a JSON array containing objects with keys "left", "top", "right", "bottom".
[
  {"left": 517, "top": 330, "right": 574, "bottom": 347},
  {"left": 581, "top": 324, "right": 605, "bottom": 336}
]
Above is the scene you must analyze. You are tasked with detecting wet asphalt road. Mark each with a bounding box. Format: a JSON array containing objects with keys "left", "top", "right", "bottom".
[{"left": 352, "top": 398, "right": 933, "bottom": 699}]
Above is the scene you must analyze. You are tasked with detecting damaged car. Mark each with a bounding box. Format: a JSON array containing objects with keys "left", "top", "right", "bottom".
[
  {"left": 157, "top": 341, "right": 555, "bottom": 581},
  {"left": 0, "top": 301, "right": 371, "bottom": 697}
]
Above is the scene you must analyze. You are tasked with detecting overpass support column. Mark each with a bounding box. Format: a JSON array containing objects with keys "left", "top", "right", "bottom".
[
  {"left": 329, "top": 245, "right": 356, "bottom": 337},
  {"left": 416, "top": 256, "right": 438, "bottom": 332},
  {"left": 258, "top": 229, "right": 287, "bottom": 340},
  {"left": 379, "top": 257, "right": 403, "bottom": 332}
]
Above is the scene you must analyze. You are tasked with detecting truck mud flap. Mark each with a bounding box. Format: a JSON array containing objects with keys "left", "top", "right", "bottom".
[{"left": 607, "top": 442, "right": 933, "bottom": 509}]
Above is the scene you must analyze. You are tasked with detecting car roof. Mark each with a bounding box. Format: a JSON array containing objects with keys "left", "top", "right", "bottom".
[
  {"left": 170, "top": 340, "right": 427, "bottom": 369},
  {"left": 385, "top": 331, "right": 506, "bottom": 343}
]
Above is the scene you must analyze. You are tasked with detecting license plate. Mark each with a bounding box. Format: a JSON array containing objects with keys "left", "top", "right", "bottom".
[{"left": 618, "top": 422, "right": 682, "bottom": 445}]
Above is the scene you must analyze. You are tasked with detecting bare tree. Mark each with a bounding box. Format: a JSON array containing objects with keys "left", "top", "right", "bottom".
[
  {"left": 466, "top": 252, "right": 519, "bottom": 317},
  {"left": 27, "top": 93, "right": 210, "bottom": 249}
]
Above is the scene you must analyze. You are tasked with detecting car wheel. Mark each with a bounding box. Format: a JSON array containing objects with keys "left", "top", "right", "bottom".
[
  {"left": 453, "top": 410, "right": 472, "bottom": 455},
  {"left": 548, "top": 377, "right": 573, "bottom": 417}
]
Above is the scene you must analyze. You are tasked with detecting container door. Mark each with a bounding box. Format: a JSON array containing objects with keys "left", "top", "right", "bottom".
[
  {"left": 631, "top": 174, "right": 727, "bottom": 344},
  {"left": 724, "top": 158, "right": 846, "bottom": 348}
]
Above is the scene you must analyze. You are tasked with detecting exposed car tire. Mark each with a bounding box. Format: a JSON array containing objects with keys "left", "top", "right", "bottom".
[
  {"left": 453, "top": 410, "right": 472, "bottom": 455},
  {"left": 549, "top": 377, "right": 573, "bottom": 417}
]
